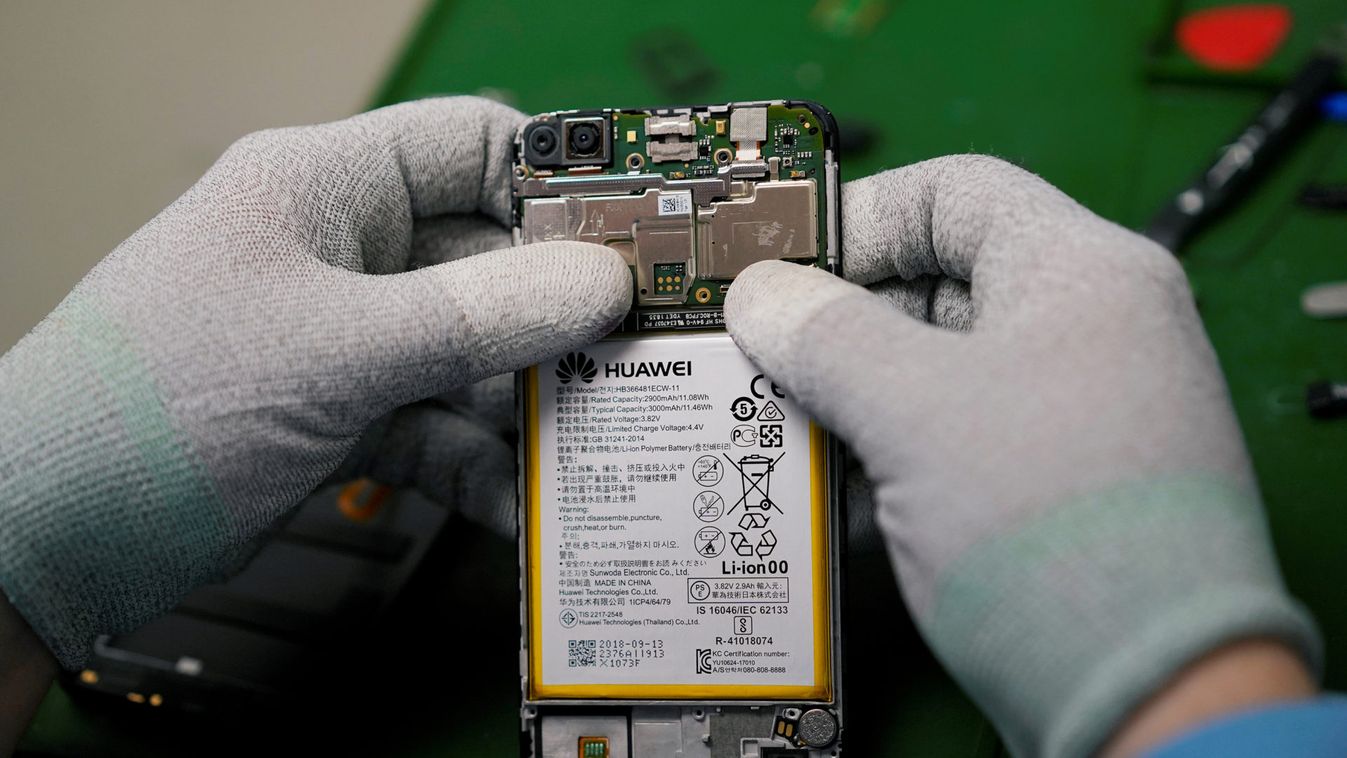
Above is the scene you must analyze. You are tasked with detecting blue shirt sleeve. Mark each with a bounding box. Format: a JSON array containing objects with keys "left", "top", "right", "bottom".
[{"left": 1145, "top": 696, "right": 1347, "bottom": 758}]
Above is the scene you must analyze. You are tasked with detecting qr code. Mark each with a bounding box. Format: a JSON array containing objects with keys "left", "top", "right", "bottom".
[
  {"left": 658, "top": 193, "right": 690, "bottom": 215},
  {"left": 568, "top": 639, "right": 596, "bottom": 667}
]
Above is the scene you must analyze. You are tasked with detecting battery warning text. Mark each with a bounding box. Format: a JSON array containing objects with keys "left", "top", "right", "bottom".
[{"left": 530, "top": 333, "right": 825, "bottom": 693}]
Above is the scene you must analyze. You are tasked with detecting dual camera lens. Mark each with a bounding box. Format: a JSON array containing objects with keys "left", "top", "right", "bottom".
[{"left": 524, "top": 117, "right": 608, "bottom": 168}]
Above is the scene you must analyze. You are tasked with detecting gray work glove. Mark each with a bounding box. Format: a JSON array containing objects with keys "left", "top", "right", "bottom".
[
  {"left": 724, "top": 156, "right": 1320, "bottom": 758},
  {"left": 0, "top": 97, "right": 630, "bottom": 668}
]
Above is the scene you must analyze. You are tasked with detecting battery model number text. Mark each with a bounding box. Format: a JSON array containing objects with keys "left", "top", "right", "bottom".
[{"left": 721, "top": 560, "right": 789, "bottom": 575}]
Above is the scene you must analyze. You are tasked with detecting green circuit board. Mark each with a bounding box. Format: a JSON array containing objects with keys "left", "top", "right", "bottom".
[{"left": 512, "top": 101, "right": 837, "bottom": 323}]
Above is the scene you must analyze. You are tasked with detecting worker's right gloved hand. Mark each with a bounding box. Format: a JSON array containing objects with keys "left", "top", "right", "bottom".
[{"left": 724, "top": 156, "right": 1321, "bottom": 758}]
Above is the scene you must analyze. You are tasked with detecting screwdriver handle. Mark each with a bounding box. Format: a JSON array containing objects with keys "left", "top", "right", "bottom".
[{"left": 1145, "top": 52, "right": 1343, "bottom": 252}]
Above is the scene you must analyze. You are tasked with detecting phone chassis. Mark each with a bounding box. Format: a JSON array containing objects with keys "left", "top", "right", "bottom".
[{"left": 514, "top": 101, "right": 845, "bottom": 758}]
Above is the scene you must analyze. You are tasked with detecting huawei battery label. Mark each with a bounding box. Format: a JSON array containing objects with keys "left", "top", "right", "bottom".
[{"left": 529, "top": 332, "right": 827, "bottom": 693}]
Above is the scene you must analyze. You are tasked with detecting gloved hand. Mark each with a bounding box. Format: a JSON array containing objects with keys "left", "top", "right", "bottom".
[
  {"left": 0, "top": 97, "right": 631, "bottom": 668},
  {"left": 335, "top": 214, "right": 527, "bottom": 539},
  {"left": 724, "top": 156, "right": 1320, "bottom": 757}
]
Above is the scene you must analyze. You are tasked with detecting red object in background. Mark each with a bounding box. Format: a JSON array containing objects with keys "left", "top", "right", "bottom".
[{"left": 1176, "top": 4, "right": 1293, "bottom": 72}]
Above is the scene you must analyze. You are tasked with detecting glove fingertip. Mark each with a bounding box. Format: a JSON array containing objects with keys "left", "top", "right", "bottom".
[
  {"left": 725, "top": 260, "right": 856, "bottom": 365},
  {"left": 539, "top": 241, "right": 632, "bottom": 340},
  {"left": 445, "top": 241, "right": 631, "bottom": 378}
]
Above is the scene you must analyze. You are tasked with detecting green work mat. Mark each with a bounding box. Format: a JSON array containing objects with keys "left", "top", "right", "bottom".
[{"left": 21, "top": 1, "right": 1347, "bottom": 755}]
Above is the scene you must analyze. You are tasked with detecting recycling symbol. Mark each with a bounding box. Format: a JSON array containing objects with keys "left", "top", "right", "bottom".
[
  {"left": 731, "top": 532, "right": 755, "bottom": 556},
  {"left": 738, "top": 513, "right": 770, "bottom": 530},
  {"left": 755, "top": 530, "right": 778, "bottom": 558},
  {"left": 730, "top": 529, "right": 778, "bottom": 558}
]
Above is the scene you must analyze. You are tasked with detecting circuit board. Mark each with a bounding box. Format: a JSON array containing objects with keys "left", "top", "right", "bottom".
[{"left": 512, "top": 101, "right": 838, "bottom": 328}]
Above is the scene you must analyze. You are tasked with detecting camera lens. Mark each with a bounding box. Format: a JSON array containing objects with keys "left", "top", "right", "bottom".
[
  {"left": 567, "top": 122, "right": 601, "bottom": 157},
  {"left": 528, "top": 125, "right": 558, "bottom": 156}
]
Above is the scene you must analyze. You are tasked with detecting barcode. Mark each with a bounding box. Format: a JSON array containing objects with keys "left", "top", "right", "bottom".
[
  {"left": 658, "top": 193, "right": 691, "bottom": 216},
  {"left": 568, "top": 639, "right": 596, "bottom": 667}
]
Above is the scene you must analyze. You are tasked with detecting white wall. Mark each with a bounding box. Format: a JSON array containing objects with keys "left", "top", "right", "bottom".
[{"left": 0, "top": 0, "right": 427, "bottom": 350}]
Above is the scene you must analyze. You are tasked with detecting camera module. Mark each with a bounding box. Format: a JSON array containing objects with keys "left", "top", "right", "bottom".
[
  {"left": 529, "top": 126, "right": 557, "bottom": 155},
  {"left": 561, "top": 118, "right": 610, "bottom": 163},
  {"left": 524, "top": 122, "right": 560, "bottom": 165},
  {"left": 522, "top": 115, "right": 610, "bottom": 169},
  {"left": 566, "top": 121, "right": 602, "bottom": 157}
]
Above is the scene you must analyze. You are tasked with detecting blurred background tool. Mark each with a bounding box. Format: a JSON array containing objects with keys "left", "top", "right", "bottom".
[
  {"left": 1306, "top": 380, "right": 1347, "bottom": 419},
  {"left": 61, "top": 485, "right": 445, "bottom": 718},
  {"left": 1302, "top": 280, "right": 1347, "bottom": 318},
  {"left": 1144, "top": 22, "right": 1346, "bottom": 252},
  {"left": 1171, "top": 3, "right": 1293, "bottom": 73},
  {"left": 1298, "top": 181, "right": 1347, "bottom": 209}
]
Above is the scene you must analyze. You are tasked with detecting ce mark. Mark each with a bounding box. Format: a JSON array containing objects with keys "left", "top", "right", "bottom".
[{"left": 750, "top": 374, "right": 785, "bottom": 400}]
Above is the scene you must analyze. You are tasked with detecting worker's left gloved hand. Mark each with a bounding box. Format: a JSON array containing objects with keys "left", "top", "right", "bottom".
[{"left": 0, "top": 97, "right": 631, "bottom": 668}]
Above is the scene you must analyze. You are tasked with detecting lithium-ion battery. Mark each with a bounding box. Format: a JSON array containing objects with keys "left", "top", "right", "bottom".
[{"left": 522, "top": 331, "right": 833, "bottom": 701}]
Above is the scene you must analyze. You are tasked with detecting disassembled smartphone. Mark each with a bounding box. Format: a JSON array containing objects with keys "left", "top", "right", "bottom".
[{"left": 514, "top": 101, "right": 843, "bottom": 758}]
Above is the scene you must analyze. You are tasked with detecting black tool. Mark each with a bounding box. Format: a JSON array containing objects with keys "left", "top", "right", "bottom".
[
  {"left": 1306, "top": 380, "right": 1347, "bottom": 419},
  {"left": 1145, "top": 28, "right": 1346, "bottom": 253},
  {"left": 1297, "top": 183, "right": 1347, "bottom": 209}
]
